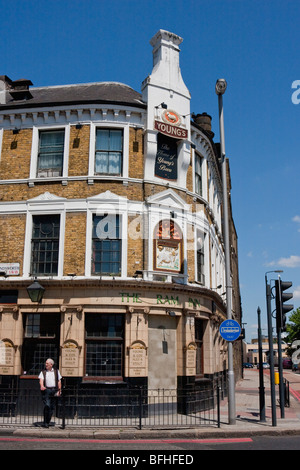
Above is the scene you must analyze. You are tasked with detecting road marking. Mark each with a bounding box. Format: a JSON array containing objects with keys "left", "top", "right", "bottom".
[{"left": 290, "top": 388, "right": 300, "bottom": 402}]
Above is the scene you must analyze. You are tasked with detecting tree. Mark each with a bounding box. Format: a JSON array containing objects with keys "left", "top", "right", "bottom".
[{"left": 283, "top": 308, "right": 300, "bottom": 357}]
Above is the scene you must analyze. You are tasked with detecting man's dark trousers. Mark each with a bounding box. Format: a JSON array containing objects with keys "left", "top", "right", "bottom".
[{"left": 42, "top": 388, "right": 57, "bottom": 425}]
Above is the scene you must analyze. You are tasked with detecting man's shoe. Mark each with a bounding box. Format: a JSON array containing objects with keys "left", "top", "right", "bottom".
[{"left": 42, "top": 423, "right": 49, "bottom": 428}]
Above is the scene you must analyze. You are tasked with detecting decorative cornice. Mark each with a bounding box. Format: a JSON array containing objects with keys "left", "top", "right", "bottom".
[{"left": 0, "top": 105, "right": 145, "bottom": 129}]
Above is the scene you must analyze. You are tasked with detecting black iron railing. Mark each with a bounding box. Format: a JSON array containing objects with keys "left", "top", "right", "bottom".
[{"left": 0, "top": 385, "right": 222, "bottom": 429}]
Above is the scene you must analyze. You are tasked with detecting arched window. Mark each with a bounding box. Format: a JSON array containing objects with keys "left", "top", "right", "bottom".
[{"left": 153, "top": 220, "right": 182, "bottom": 272}]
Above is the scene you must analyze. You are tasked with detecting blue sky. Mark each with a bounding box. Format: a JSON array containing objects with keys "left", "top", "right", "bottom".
[{"left": 1, "top": 0, "right": 300, "bottom": 341}]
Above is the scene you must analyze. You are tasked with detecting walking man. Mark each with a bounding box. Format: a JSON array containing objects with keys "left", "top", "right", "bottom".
[{"left": 39, "top": 358, "right": 62, "bottom": 428}]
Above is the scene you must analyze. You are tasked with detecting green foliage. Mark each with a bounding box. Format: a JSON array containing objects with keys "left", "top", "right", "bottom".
[
  {"left": 286, "top": 308, "right": 300, "bottom": 341},
  {"left": 283, "top": 308, "right": 300, "bottom": 356}
]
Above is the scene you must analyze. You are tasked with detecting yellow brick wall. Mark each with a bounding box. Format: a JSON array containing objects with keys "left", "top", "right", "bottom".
[
  {"left": 0, "top": 129, "right": 32, "bottom": 180},
  {"left": 0, "top": 124, "right": 197, "bottom": 280},
  {"left": 0, "top": 180, "right": 146, "bottom": 203},
  {"left": 129, "top": 128, "right": 144, "bottom": 179},
  {"left": 0, "top": 125, "right": 145, "bottom": 182},
  {"left": 68, "top": 125, "right": 90, "bottom": 176},
  {"left": 187, "top": 223, "right": 195, "bottom": 281},
  {"left": 186, "top": 148, "right": 193, "bottom": 193},
  {"left": 0, "top": 214, "right": 26, "bottom": 271},
  {"left": 63, "top": 212, "right": 87, "bottom": 276},
  {"left": 127, "top": 214, "right": 144, "bottom": 276}
]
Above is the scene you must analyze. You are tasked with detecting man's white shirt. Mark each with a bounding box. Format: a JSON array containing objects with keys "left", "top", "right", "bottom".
[{"left": 39, "top": 368, "right": 62, "bottom": 387}]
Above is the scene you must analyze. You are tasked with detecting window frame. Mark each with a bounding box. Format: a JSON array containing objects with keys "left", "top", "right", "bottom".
[
  {"left": 94, "top": 128, "right": 123, "bottom": 176},
  {"left": 29, "top": 125, "right": 70, "bottom": 181},
  {"left": 196, "top": 245, "right": 205, "bottom": 286},
  {"left": 194, "top": 152, "right": 203, "bottom": 197},
  {"left": 84, "top": 313, "right": 125, "bottom": 380},
  {"left": 195, "top": 319, "right": 204, "bottom": 377},
  {"left": 91, "top": 213, "right": 122, "bottom": 276},
  {"left": 21, "top": 312, "right": 61, "bottom": 376},
  {"left": 30, "top": 213, "right": 61, "bottom": 276},
  {"left": 88, "top": 123, "right": 129, "bottom": 180},
  {"left": 194, "top": 230, "right": 208, "bottom": 287},
  {"left": 23, "top": 209, "right": 66, "bottom": 278},
  {"left": 85, "top": 207, "right": 127, "bottom": 278},
  {"left": 196, "top": 231, "right": 206, "bottom": 286},
  {"left": 37, "top": 129, "right": 65, "bottom": 177}
]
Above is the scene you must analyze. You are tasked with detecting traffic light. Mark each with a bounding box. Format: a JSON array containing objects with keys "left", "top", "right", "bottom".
[{"left": 275, "top": 279, "right": 293, "bottom": 332}]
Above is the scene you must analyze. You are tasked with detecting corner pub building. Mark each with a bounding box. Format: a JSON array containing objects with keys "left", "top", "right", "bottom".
[{"left": 0, "top": 30, "right": 242, "bottom": 418}]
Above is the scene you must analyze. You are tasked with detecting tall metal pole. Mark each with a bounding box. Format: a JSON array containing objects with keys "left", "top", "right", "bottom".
[
  {"left": 277, "top": 327, "right": 285, "bottom": 418},
  {"left": 275, "top": 275, "right": 285, "bottom": 418},
  {"left": 216, "top": 79, "right": 236, "bottom": 425},
  {"left": 265, "top": 274, "right": 277, "bottom": 426},
  {"left": 257, "top": 306, "right": 266, "bottom": 421}
]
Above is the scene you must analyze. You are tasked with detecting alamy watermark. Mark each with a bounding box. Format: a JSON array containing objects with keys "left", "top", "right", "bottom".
[
  {"left": 291, "top": 80, "right": 300, "bottom": 104},
  {"left": 94, "top": 200, "right": 205, "bottom": 252}
]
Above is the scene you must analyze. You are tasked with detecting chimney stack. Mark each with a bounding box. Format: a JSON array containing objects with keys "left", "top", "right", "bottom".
[
  {"left": 0, "top": 75, "right": 13, "bottom": 104},
  {"left": 193, "top": 113, "right": 214, "bottom": 138},
  {"left": 0, "top": 76, "right": 33, "bottom": 103},
  {"left": 9, "top": 78, "right": 33, "bottom": 101}
]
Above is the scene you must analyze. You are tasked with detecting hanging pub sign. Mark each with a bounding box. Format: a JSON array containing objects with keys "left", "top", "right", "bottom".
[
  {"left": 155, "top": 133, "right": 178, "bottom": 180},
  {"left": 154, "top": 109, "right": 188, "bottom": 140}
]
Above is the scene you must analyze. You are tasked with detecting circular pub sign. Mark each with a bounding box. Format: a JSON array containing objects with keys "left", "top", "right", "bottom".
[{"left": 162, "top": 109, "right": 181, "bottom": 126}]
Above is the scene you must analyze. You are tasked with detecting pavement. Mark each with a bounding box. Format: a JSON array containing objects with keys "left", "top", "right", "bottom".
[{"left": 3, "top": 368, "right": 300, "bottom": 440}]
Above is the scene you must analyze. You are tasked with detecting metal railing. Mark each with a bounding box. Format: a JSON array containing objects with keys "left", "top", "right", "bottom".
[
  {"left": 0, "top": 385, "right": 222, "bottom": 429},
  {"left": 283, "top": 378, "right": 290, "bottom": 407}
]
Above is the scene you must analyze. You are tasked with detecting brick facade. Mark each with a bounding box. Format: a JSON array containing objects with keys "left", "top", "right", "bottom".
[
  {"left": 0, "top": 214, "right": 26, "bottom": 270},
  {"left": 0, "top": 30, "right": 242, "bottom": 394}
]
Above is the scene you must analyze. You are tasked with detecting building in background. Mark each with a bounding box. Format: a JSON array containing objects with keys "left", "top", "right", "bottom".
[
  {"left": 243, "top": 337, "right": 289, "bottom": 367},
  {"left": 0, "top": 30, "right": 242, "bottom": 400}
]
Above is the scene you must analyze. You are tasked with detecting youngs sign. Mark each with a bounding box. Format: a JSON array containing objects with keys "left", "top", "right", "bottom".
[{"left": 154, "top": 109, "right": 188, "bottom": 139}]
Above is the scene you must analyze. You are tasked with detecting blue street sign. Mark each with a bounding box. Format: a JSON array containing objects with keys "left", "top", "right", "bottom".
[{"left": 219, "top": 319, "right": 241, "bottom": 342}]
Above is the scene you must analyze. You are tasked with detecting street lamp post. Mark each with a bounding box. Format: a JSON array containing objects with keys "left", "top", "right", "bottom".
[{"left": 216, "top": 78, "right": 236, "bottom": 425}]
